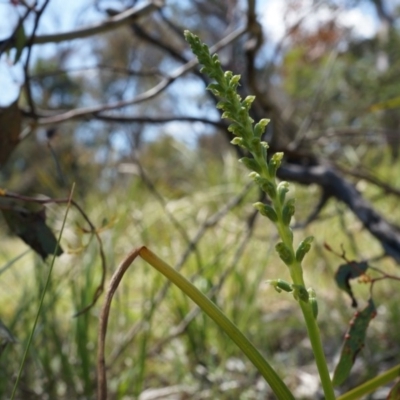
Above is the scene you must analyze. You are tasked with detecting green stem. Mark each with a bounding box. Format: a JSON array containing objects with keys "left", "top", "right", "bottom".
[
  {"left": 337, "top": 364, "right": 400, "bottom": 400},
  {"left": 299, "top": 300, "right": 336, "bottom": 400},
  {"left": 140, "top": 247, "right": 295, "bottom": 400},
  {"left": 261, "top": 162, "right": 336, "bottom": 399},
  {"left": 286, "top": 256, "right": 336, "bottom": 400}
]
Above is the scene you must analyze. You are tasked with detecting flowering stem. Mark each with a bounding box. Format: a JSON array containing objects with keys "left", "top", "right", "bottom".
[{"left": 185, "top": 30, "right": 336, "bottom": 399}]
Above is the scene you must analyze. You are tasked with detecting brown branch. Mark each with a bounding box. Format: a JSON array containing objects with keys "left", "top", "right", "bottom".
[
  {"left": 30, "top": 64, "right": 166, "bottom": 79},
  {"left": 21, "top": 107, "right": 227, "bottom": 128},
  {"left": 88, "top": 114, "right": 226, "bottom": 128},
  {"left": 23, "top": 0, "right": 51, "bottom": 118},
  {"left": 33, "top": 26, "right": 247, "bottom": 125},
  {"left": 0, "top": 1, "right": 163, "bottom": 51}
]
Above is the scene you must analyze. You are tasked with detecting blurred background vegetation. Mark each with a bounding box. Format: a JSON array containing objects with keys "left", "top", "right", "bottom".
[{"left": 1, "top": 0, "right": 400, "bottom": 399}]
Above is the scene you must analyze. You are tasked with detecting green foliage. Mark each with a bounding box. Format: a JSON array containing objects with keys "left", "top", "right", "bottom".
[{"left": 333, "top": 299, "right": 377, "bottom": 387}]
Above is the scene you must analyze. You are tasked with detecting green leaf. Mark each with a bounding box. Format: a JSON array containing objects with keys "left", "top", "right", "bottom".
[
  {"left": 332, "top": 298, "right": 377, "bottom": 386},
  {"left": 334, "top": 261, "right": 368, "bottom": 307},
  {"left": 1, "top": 203, "right": 63, "bottom": 260}
]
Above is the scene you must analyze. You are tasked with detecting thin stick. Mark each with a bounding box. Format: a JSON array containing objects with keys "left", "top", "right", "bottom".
[{"left": 97, "top": 248, "right": 143, "bottom": 400}]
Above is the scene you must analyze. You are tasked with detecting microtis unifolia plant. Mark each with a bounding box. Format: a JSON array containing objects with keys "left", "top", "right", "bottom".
[
  {"left": 184, "top": 30, "right": 336, "bottom": 400},
  {"left": 183, "top": 31, "right": 400, "bottom": 399}
]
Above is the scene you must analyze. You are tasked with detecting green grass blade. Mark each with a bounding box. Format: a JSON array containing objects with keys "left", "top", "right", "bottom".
[
  {"left": 10, "top": 186, "right": 74, "bottom": 399},
  {"left": 337, "top": 364, "right": 400, "bottom": 400},
  {"left": 140, "top": 247, "right": 295, "bottom": 400}
]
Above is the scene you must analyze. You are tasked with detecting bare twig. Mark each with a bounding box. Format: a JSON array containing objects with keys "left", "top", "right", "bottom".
[
  {"left": 0, "top": 1, "right": 163, "bottom": 51},
  {"left": 30, "top": 64, "right": 166, "bottom": 79},
  {"left": 34, "top": 26, "right": 247, "bottom": 125},
  {"left": 97, "top": 247, "right": 143, "bottom": 400},
  {"left": 23, "top": 0, "right": 52, "bottom": 117},
  {"left": 22, "top": 106, "right": 226, "bottom": 128}
]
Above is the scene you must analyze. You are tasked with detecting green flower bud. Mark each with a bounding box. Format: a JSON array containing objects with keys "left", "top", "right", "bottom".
[
  {"left": 211, "top": 54, "right": 220, "bottom": 63},
  {"left": 268, "top": 152, "right": 284, "bottom": 177},
  {"left": 275, "top": 242, "right": 294, "bottom": 265},
  {"left": 292, "top": 284, "right": 309, "bottom": 302},
  {"left": 224, "top": 70, "right": 233, "bottom": 80},
  {"left": 277, "top": 181, "right": 290, "bottom": 205},
  {"left": 238, "top": 107, "right": 248, "bottom": 121},
  {"left": 216, "top": 100, "right": 229, "bottom": 110},
  {"left": 228, "top": 123, "right": 242, "bottom": 137},
  {"left": 229, "top": 74, "right": 241, "bottom": 89},
  {"left": 221, "top": 111, "right": 233, "bottom": 120},
  {"left": 230, "top": 137, "right": 245, "bottom": 147},
  {"left": 248, "top": 172, "right": 259, "bottom": 179},
  {"left": 200, "top": 66, "right": 210, "bottom": 76},
  {"left": 254, "top": 119, "right": 270, "bottom": 138},
  {"left": 253, "top": 176, "right": 276, "bottom": 199},
  {"left": 250, "top": 137, "right": 266, "bottom": 159},
  {"left": 282, "top": 198, "right": 295, "bottom": 225},
  {"left": 207, "top": 83, "right": 222, "bottom": 96},
  {"left": 253, "top": 202, "right": 278, "bottom": 222},
  {"left": 308, "top": 288, "right": 318, "bottom": 319},
  {"left": 242, "top": 95, "right": 255, "bottom": 110},
  {"left": 295, "top": 236, "right": 314, "bottom": 262},
  {"left": 266, "top": 279, "right": 293, "bottom": 293},
  {"left": 239, "top": 157, "right": 261, "bottom": 173}
]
